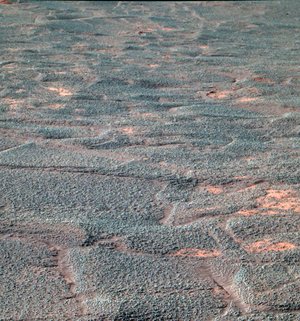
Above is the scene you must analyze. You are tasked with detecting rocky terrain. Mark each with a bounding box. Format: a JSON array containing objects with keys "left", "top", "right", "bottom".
[{"left": 0, "top": 1, "right": 299, "bottom": 320}]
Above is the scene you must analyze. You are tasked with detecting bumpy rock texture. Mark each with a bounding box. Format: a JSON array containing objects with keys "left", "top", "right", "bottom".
[{"left": 0, "top": 1, "right": 299, "bottom": 320}]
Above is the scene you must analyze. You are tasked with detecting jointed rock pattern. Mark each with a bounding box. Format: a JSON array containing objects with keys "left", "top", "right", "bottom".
[{"left": 0, "top": 1, "right": 299, "bottom": 320}]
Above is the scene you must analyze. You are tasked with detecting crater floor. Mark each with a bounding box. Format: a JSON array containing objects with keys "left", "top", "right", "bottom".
[{"left": 0, "top": 1, "right": 299, "bottom": 320}]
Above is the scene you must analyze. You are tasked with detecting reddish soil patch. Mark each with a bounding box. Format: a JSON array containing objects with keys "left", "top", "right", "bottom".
[
  {"left": 198, "top": 44, "right": 214, "bottom": 55},
  {"left": 137, "top": 27, "right": 155, "bottom": 34},
  {"left": 160, "top": 27, "right": 176, "bottom": 31},
  {"left": 238, "top": 209, "right": 261, "bottom": 216},
  {"left": 242, "top": 156, "right": 256, "bottom": 161},
  {"left": 238, "top": 188, "right": 300, "bottom": 216},
  {"left": 234, "top": 176, "right": 252, "bottom": 180},
  {"left": 4, "top": 98, "right": 20, "bottom": 110},
  {"left": 199, "top": 45, "right": 209, "bottom": 49},
  {"left": 120, "top": 127, "right": 135, "bottom": 135},
  {"left": 48, "top": 87, "right": 72, "bottom": 97},
  {"left": 212, "top": 286, "right": 225, "bottom": 296},
  {"left": 245, "top": 239, "right": 296, "bottom": 253},
  {"left": 238, "top": 209, "right": 279, "bottom": 216},
  {"left": 236, "top": 97, "right": 257, "bottom": 103},
  {"left": 243, "top": 184, "right": 259, "bottom": 191},
  {"left": 206, "top": 185, "right": 223, "bottom": 195},
  {"left": 147, "top": 64, "right": 160, "bottom": 68},
  {"left": 258, "top": 189, "right": 300, "bottom": 212},
  {"left": 206, "top": 90, "right": 232, "bottom": 99},
  {"left": 172, "top": 248, "right": 221, "bottom": 258}
]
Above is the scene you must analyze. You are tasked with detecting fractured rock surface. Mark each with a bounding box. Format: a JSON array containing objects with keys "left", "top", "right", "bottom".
[{"left": 0, "top": 1, "right": 299, "bottom": 320}]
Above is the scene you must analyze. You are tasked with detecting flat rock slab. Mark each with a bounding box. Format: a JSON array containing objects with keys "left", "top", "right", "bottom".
[{"left": 0, "top": 1, "right": 299, "bottom": 320}]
